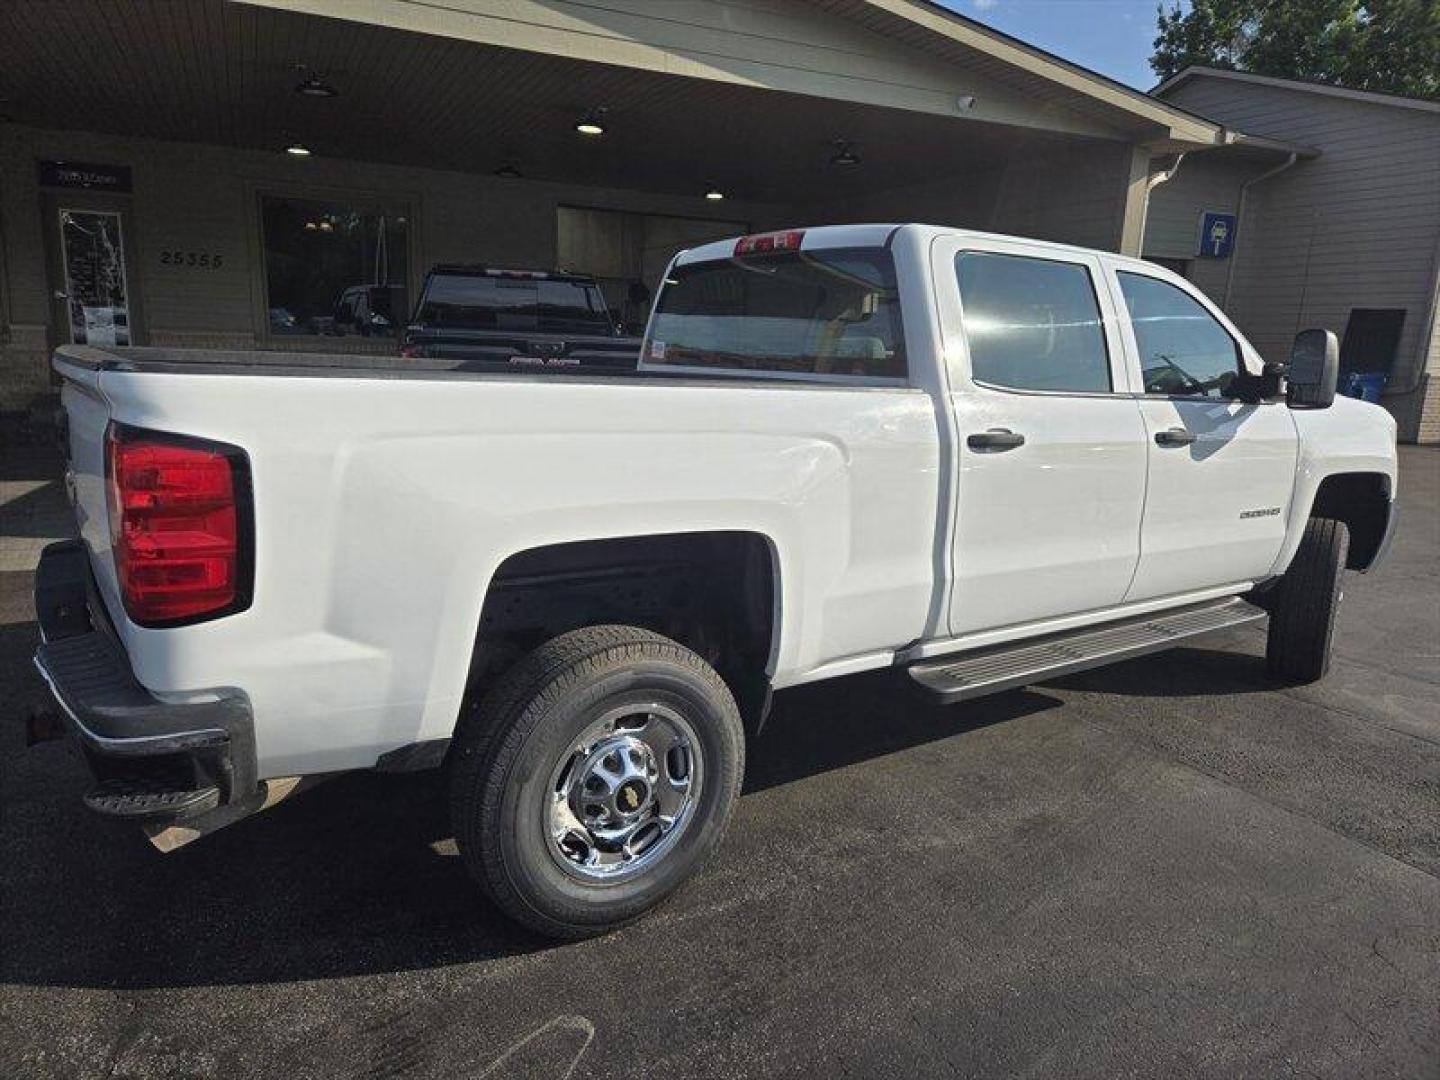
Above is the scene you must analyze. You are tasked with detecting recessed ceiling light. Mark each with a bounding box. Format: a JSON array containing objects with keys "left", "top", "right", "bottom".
[
  {"left": 704, "top": 187, "right": 725, "bottom": 201},
  {"left": 829, "top": 140, "right": 860, "bottom": 166},
  {"left": 575, "top": 112, "right": 606, "bottom": 137},
  {"left": 284, "top": 142, "right": 312, "bottom": 156},
  {"left": 296, "top": 76, "right": 338, "bottom": 98}
]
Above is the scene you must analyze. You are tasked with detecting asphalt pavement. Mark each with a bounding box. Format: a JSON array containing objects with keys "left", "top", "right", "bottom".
[{"left": 1, "top": 446, "right": 1436, "bottom": 1079}]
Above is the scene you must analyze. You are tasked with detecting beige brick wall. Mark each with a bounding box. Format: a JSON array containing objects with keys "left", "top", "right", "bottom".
[
  {"left": 0, "top": 324, "right": 51, "bottom": 410},
  {"left": 1, "top": 123, "right": 793, "bottom": 408},
  {"left": 1416, "top": 374, "right": 1440, "bottom": 445}
]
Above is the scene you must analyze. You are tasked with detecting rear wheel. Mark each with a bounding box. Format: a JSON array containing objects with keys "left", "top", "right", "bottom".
[
  {"left": 1266, "top": 517, "right": 1349, "bottom": 684},
  {"left": 449, "top": 625, "right": 744, "bottom": 938}
]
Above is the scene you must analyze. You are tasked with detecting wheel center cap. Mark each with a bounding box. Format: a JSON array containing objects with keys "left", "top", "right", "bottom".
[{"left": 616, "top": 778, "right": 649, "bottom": 814}]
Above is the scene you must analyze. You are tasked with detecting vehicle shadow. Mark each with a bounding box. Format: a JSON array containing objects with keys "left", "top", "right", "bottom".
[
  {"left": 1047, "top": 643, "right": 1275, "bottom": 698},
  {"left": 0, "top": 644, "right": 1057, "bottom": 991}
]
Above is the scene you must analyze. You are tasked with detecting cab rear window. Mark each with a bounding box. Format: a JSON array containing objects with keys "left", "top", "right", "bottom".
[{"left": 645, "top": 248, "right": 906, "bottom": 380}]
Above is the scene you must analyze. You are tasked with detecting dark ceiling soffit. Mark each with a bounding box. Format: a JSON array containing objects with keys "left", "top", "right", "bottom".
[{"left": 875, "top": 0, "right": 1227, "bottom": 139}]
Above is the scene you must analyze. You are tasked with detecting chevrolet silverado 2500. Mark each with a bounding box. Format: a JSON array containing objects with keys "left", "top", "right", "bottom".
[{"left": 33, "top": 224, "right": 1398, "bottom": 938}]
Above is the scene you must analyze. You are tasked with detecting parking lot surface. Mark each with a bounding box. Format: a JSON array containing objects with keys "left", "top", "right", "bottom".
[{"left": 2, "top": 447, "right": 1437, "bottom": 1079}]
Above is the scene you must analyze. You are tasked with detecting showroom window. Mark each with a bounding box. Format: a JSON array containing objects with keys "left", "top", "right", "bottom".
[{"left": 260, "top": 195, "right": 409, "bottom": 338}]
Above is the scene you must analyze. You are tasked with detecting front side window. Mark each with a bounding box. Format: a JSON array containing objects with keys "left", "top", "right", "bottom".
[
  {"left": 261, "top": 195, "right": 408, "bottom": 338},
  {"left": 646, "top": 248, "right": 906, "bottom": 379},
  {"left": 955, "top": 252, "right": 1111, "bottom": 393},
  {"left": 1117, "top": 271, "right": 1242, "bottom": 397}
]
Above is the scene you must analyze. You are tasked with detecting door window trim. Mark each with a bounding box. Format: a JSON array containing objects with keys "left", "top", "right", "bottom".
[{"left": 935, "top": 237, "right": 1137, "bottom": 397}]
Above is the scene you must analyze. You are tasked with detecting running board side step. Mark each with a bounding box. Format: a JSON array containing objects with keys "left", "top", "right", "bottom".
[{"left": 907, "top": 597, "right": 1266, "bottom": 703}]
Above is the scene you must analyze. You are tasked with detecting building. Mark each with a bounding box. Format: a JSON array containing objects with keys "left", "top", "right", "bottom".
[
  {"left": 1146, "top": 67, "right": 1440, "bottom": 443},
  {"left": 1, "top": 2, "right": 1434, "bottom": 440}
]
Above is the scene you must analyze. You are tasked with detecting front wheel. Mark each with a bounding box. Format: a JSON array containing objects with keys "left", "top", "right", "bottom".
[
  {"left": 449, "top": 625, "right": 745, "bottom": 938},
  {"left": 1266, "top": 517, "right": 1349, "bottom": 684}
]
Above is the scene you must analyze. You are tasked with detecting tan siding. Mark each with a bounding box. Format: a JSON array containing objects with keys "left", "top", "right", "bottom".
[
  {"left": 821, "top": 137, "right": 1136, "bottom": 251},
  {"left": 1144, "top": 153, "right": 1272, "bottom": 302},
  {"left": 1160, "top": 76, "right": 1440, "bottom": 439},
  {"left": 986, "top": 139, "right": 1135, "bottom": 251}
]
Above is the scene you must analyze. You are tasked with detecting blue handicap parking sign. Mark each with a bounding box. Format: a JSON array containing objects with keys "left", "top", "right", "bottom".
[{"left": 1198, "top": 211, "right": 1237, "bottom": 258}]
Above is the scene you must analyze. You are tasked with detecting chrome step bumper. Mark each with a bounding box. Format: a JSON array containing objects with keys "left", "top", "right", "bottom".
[{"left": 908, "top": 597, "right": 1267, "bottom": 703}]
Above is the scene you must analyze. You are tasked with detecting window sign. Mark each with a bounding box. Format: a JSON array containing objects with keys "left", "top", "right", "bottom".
[
  {"left": 1197, "top": 211, "right": 1236, "bottom": 259},
  {"left": 39, "top": 160, "right": 133, "bottom": 193},
  {"left": 260, "top": 195, "right": 409, "bottom": 337},
  {"left": 59, "top": 209, "right": 131, "bottom": 345}
]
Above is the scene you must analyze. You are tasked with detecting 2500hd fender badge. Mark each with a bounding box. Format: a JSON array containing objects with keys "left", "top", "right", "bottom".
[{"left": 1239, "top": 507, "right": 1282, "bottom": 519}]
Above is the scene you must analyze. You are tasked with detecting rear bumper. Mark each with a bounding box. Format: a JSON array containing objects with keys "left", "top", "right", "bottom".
[{"left": 32, "top": 540, "right": 257, "bottom": 820}]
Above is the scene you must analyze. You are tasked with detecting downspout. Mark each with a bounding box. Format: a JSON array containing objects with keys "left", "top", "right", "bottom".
[
  {"left": 1409, "top": 210, "right": 1440, "bottom": 397},
  {"left": 1222, "top": 151, "right": 1299, "bottom": 312},
  {"left": 1136, "top": 152, "right": 1186, "bottom": 258}
]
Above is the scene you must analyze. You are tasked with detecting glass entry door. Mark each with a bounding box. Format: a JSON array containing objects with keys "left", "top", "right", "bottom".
[{"left": 57, "top": 208, "right": 133, "bottom": 345}]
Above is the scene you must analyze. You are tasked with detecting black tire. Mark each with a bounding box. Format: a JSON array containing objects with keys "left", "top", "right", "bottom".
[
  {"left": 449, "top": 625, "right": 745, "bottom": 939},
  {"left": 1266, "top": 517, "right": 1349, "bottom": 684}
]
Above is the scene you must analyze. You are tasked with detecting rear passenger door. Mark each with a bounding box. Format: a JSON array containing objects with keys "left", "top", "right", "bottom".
[
  {"left": 933, "top": 237, "right": 1149, "bottom": 637},
  {"left": 1107, "top": 264, "right": 1299, "bottom": 601}
]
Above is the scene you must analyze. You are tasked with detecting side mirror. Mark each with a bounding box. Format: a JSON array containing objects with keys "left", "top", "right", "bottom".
[{"left": 1287, "top": 329, "right": 1339, "bottom": 409}]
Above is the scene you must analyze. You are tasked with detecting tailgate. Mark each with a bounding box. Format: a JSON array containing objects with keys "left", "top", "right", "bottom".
[{"left": 52, "top": 351, "right": 120, "bottom": 619}]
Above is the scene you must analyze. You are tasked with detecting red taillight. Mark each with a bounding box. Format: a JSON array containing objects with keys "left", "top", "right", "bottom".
[
  {"left": 734, "top": 230, "right": 805, "bottom": 256},
  {"left": 399, "top": 342, "right": 421, "bottom": 359},
  {"left": 105, "top": 425, "right": 250, "bottom": 626}
]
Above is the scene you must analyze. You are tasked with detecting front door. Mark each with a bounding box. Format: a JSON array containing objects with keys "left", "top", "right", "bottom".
[
  {"left": 42, "top": 193, "right": 144, "bottom": 347},
  {"left": 1108, "top": 265, "right": 1298, "bottom": 601},
  {"left": 933, "top": 237, "right": 1150, "bottom": 637}
]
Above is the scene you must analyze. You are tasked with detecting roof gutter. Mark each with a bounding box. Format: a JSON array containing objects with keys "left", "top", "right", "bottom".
[{"left": 1222, "top": 151, "right": 1301, "bottom": 311}]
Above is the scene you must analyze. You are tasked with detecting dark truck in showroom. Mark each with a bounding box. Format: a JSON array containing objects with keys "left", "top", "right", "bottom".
[{"left": 400, "top": 265, "right": 640, "bottom": 370}]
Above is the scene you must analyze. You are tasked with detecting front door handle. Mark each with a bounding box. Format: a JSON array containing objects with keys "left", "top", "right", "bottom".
[
  {"left": 967, "top": 428, "right": 1025, "bottom": 451},
  {"left": 1155, "top": 428, "right": 1197, "bottom": 447}
]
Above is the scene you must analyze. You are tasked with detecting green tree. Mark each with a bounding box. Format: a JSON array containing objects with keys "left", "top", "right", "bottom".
[{"left": 1152, "top": 0, "right": 1440, "bottom": 102}]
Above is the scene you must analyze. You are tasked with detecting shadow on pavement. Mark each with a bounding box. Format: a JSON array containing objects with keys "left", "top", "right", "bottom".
[
  {"left": 1048, "top": 644, "right": 1275, "bottom": 698},
  {"left": 1, "top": 629, "right": 1282, "bottom": 993},
  {"left": 2, "top": 640, "right": 1063, "bottom": 992},
  {"left": 2, "top": 608, "right": 1282, "bottom": 993},
  {"left": 0, "top": 478, "right": 68, "bottom": 539}
]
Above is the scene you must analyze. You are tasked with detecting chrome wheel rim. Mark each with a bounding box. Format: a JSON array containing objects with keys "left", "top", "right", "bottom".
[{"left": 545, "top": 702, "right": 704, "bottom": 883}]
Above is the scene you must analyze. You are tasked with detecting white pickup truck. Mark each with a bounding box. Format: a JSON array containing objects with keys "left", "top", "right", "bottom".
[{"left": 33, "top": 224, "right": 1397, "bottom": 938}]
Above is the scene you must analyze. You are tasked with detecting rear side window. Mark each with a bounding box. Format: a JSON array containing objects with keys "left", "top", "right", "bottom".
[
  {"left": 1117, "top": 271, "right": 1242, "bottom": 397},
  {"left": 956, "top": 252, "right": 1111, "bottom": 393},
  {"left": 646, "top": 248, "right": 906, "bottom": 379},
  {"left": 415, "top": 275, "right": 610, "bottom": 333}
]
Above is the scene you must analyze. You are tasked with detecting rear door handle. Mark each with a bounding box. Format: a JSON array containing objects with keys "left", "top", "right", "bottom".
[
  {"left": 1154, "top": 428, "right": 1197, "bottom": 447},
  {"left": 967, "top": 428, "right": 1025, "bottom": 451}
]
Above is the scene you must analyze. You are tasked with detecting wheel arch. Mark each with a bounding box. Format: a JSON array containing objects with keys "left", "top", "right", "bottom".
[
  {"left": 467, "top": 529, "right": 783, "bottom": 734},
  {"left": 1307, "top": 471, "right": 1393, "bottom": 572}
]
